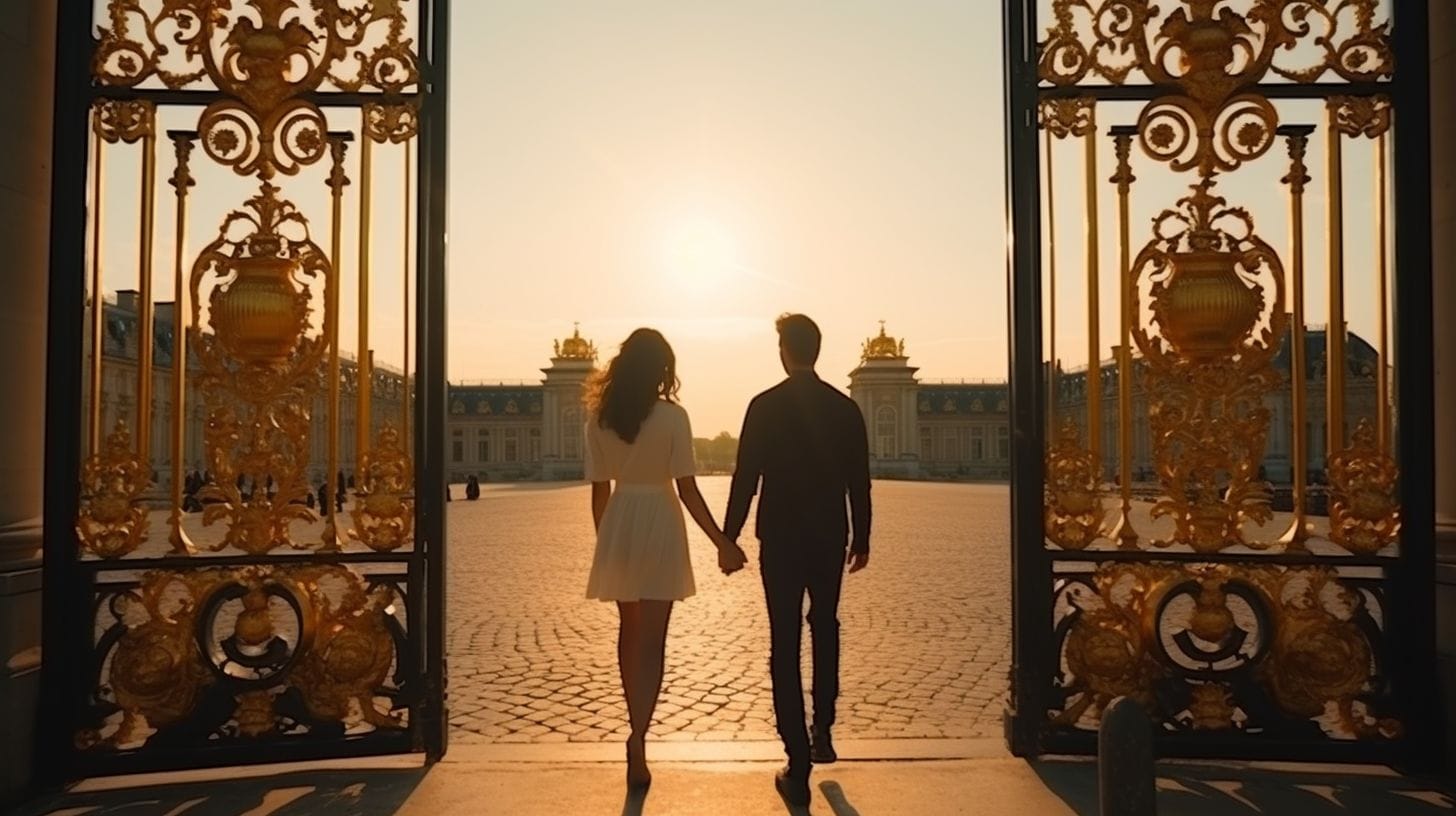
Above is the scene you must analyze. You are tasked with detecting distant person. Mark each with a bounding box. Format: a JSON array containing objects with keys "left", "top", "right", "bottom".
[
  {"left": 466, "top": 475, "right": 481, "bottom": 501},
  {"left": 316, "top": 482, "right": 329, "bottom": 516},
  {"left": 724, "top": 313, "right": 871, "bottom": 807},
  {"left": 583, "top": 328, "right": 747, "bottom": 791}
]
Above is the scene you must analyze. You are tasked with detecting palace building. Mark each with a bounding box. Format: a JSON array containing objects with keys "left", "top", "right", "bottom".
[
  {"left": 848, "top": 322, "right": 1381, "bottom": 485},
  {"left": 94, "top": 294, "right": 595, "bottom": 487},
  {"left": 444, "top": 327, "right": 596, "bottom": 483},
  {"left": 98, "top": 298, "right": 1379, "bottom": 489}
]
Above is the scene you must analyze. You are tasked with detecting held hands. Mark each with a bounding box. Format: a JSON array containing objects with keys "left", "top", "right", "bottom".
[{"left": 715, "top": 535, "right": 748, "bottom": 576}]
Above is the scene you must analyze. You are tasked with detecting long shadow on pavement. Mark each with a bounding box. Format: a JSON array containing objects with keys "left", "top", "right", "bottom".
[
  {"left": 1032, "top": 760, "right": 1456, "bottom": 815},
  {"left": 12, "top": 767, "right": 428, "bottom": 816}
]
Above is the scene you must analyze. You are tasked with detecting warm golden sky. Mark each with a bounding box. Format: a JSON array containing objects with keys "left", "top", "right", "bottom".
[
  {"left": 445, "top": 2, "right": 1009, "bottom": 435},
  {"left": 97, "top": 2, "right": 1392, "bottom": 440}
]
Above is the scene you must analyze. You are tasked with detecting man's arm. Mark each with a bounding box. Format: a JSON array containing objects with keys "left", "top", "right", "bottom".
[
  {"left": 724, "top": 398, "right": 765, "bottom": 541},
  {"left": 846, "top": 402, "right": 871, "bottom": 566}
]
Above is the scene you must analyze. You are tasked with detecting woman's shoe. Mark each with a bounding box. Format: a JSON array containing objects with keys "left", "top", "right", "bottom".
[{"left": 626, "top": 738, "right": 652, "bottom": 790}]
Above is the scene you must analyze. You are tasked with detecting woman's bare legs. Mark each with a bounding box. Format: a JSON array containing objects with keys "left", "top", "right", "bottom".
[{"left": 616, "top": 599, "right": 674, "bottom": 787}]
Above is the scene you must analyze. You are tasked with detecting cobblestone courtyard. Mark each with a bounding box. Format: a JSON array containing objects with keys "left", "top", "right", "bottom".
[{"left": 445, "top": 477, "right": 1011, "bottom": 744}]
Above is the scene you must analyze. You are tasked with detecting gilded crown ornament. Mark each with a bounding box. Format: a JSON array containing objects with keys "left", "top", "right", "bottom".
[
  {"left": 554, "top": 323, "right": 597, "bottom": 361},
  {"left": 861, "top": 321, "right": 906, "bottom": 361}
]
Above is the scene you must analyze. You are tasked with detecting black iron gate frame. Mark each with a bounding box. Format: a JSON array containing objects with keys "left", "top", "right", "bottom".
[
  {"left": 1002, "top": 0, "right": 1438, "bottom": 769},
  {"left": 40, "top": 0, "right": 452, "bottom": 782}
]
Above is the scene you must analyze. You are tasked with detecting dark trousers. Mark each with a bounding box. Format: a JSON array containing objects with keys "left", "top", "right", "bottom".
[{"left": 760, "top": 540, "right": 845, "bottom": 772}]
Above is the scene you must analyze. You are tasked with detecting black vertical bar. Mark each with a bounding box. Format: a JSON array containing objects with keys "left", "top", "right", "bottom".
[
  {"left": 38, "top": 0, "right": 93, "bottom": 789},
  {"left": 1390, "top": 0, "right": 1438, "bottom": 774},
  {"left": 416, "top": 0, "right": 451, "bottom": 762},
  {"left": 1002, "top": 0, "right": 1050, "bottom": 758}
]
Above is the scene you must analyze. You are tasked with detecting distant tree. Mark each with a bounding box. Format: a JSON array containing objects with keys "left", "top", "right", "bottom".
[{"left": 693, "top": 431, "right": 738, "bottom": 473}]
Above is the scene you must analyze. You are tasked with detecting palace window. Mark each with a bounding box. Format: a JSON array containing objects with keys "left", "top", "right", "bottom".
[
  {"left": 996, "top": 425, "right": 1010, "bottom": 460},
  {"left": 504, "top": 429, "right": 519, "bottom": 463},
  {"left": 874, "top": 406, "right": 897, "bottom": 459},
  {"left": 970, "top": 426, "right": 985, "bottom": 460},
  {"left": 451, "top": 429, "right": 464, "bottom": 463},
  {"left": 940, "top": 430, "right": 960, "bottom": 461},
  {"left": 477, "top": 430, "right": 491, "bottom": 463},
  {"left": 920, "top": 428, "right": 932, "bottom": 461},
  {"left": 530, "top": 429, "right": 541, "bottom": 462},
  {"left": 563, "top": 407, "right": 581, "bottom": 459}
]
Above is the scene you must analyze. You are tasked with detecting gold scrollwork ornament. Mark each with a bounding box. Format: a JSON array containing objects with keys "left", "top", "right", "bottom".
[
  {"left": 1039, "top": 1, "right": 1393, "bottom": 177},
  {"left": 94, "top": 572, "right": 215, "bottom": 748},
  {"left": 351, "top": 422, "right": 415, "bottom": 552},
  {"left": 1247, "top": 566, "right": 1396, "bottom": 738},
  {"left": 76, "top": 421, "right": 152, "bottom": 559},
  {"left": 192, "top": 183, "right": 332, "bottom": 555},
  {"left": 1038, "top": 96, "right": 1095, "bottom": 139},
  {"left": 1132, "top": 180, "right": 1286, "bottom": 552},
  {"left": 364, "top": 101, "right": 421, "bottom": 144},
  {"left": 1326, "top": 418, "right": 1400, "bottom": 555},
  {"left": 1044, "top": 419, "right": 1105, "bottom": 550},
  {"left": 94, "top": 98, "right": 155, "bottom": 144},
  {"left": 1187, "top": 682, "right": 1236, "bottom": 730},
  {"left": 290, "top": 567, "right": 404, "bottom": 730},
  {"left": 1057, "top": 564, "right": 1172, "bottom": 725}
]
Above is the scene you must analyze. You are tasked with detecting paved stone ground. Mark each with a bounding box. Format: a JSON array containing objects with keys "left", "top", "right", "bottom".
[{"left": 445, "top": 477, "right": 1012, "bottom": 744}]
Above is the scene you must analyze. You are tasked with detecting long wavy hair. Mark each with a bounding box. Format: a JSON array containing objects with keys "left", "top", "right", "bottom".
[{"left": 585, "top": 328, "right": 680, "bottom": 443}]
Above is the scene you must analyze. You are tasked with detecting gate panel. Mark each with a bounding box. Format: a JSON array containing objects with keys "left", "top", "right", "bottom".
[
  {"left": 1003, "top": 0, "right": 1436, "bottom": 764},
  {"left": 41, "top": 0, "right": 449, "bottom": 777}
]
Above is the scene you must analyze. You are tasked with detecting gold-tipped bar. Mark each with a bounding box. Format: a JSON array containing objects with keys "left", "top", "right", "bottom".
[
  {"left": 324, "top": 134, "right": 353, "bottom": 550},
  {"left": 1325, "top": 104, "right": 1347, "bottom": 459},
  {"left": 135, "top": 124, "right": 158, "bottom": 469},
  {"left": 1109, "top": 126, "right": 1137, "bottom": 548},
  {"left": 1083, "top": 107, "right": 1101, "bottom": 482},
  {"left": 87, "top": 117, "right": 105, "bottom": 455},
  {"left": 356, "top": 135, "right": 374, "bottom": 484},
  {"left": 1375, "top": 129, "right": 1390, "bottom": 452},
  {"left": 167, "top": 131, "right": 197, "bottom": 554},
  {"left": 1278, "top": 125, "right": 1315, "bottom": 549},
  {"left": 1045, "top": 128, "right": 1059, "bottom": 433},
  {"left": 402, "top": 141, "right": 412, "bottom": 454}
]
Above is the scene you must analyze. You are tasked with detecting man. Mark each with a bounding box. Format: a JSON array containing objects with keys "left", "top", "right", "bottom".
[{"left": 724, "top": 313, "right": 871, "bottom": 807}]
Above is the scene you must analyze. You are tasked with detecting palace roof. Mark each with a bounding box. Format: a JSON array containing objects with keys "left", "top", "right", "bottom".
[{"left": 447, "top": 385, "right": 544, "bottom": 418}]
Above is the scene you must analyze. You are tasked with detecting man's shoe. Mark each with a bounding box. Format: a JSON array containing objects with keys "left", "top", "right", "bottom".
[
  {"left": 775, "top": 766, "right": 810, "bottom": 807},
  {"left": 811, "top": 727, "right": 837, "bottom": 764}
]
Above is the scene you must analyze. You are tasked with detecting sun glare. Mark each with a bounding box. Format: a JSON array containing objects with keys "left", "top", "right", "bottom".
[{"left": 660, "top": 214, "right": 739, "bottom": 292}]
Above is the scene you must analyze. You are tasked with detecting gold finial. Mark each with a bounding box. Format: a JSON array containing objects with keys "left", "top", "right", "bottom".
[
  {"left": 862, "top": 320, "right": 906, "bottom": 361},
  {"left": 555, "top": 323, "right": 597, "bottom": 361}
]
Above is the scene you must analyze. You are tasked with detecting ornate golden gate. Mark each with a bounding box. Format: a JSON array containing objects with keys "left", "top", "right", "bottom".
[
  {"left": 41, "top": 0, "right": 451, "bottom": 777},
  {"left": 1003, "top": 0, "right": 1438, "bottom": 763}
]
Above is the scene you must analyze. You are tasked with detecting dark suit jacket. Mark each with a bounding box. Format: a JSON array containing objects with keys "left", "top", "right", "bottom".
[{"left": 724, "top": 371, "right": 871, "bottom": 553}]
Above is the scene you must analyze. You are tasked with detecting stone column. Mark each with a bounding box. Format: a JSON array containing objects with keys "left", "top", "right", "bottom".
[
  {"left": 1433, "top": 0, "right": 1456, "bottom": 541},
  {"left": 0, "top": 0, "right": 55, "bottom": 805},
  {"left": 1428, "top": 0, "right": 1456, "bottom": 772}
]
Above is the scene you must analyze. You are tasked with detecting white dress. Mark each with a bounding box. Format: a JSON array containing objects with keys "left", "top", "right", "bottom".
[{"left": 584, "top": 400, "right": 698, "bottom": 602}]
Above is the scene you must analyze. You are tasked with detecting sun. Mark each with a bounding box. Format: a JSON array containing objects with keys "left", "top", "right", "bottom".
[{"left": 660, "top": 215, "right": 739, "bottom": 292}]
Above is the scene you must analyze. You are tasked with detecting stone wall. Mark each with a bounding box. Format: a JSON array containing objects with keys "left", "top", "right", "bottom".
[
  {"left": 1429, "top": 0, "right": 1456, "bottom": 773},
  {"left": 0, "top": 0, "right": 55, "bottom": 806}
]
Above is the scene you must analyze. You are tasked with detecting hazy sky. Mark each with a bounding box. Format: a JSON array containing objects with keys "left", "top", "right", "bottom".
[
  {"left": 445, "top": 1, "right": 1009, "bottom": 435},
  {"left": 95, "top": 2, "right": 1392, "bottom": 440}
]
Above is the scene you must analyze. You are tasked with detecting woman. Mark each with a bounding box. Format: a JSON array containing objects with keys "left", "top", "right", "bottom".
[{"left": 584, "top": 328, "right": 748, "bottom": 790}]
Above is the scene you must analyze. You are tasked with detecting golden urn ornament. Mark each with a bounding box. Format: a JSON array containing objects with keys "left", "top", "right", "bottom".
[
  {"left": 1154, "top": 249, "right": 1264, "bottom": 361},
  {"left": 210, "top": 255, "right": 309, "bottom": 365}
]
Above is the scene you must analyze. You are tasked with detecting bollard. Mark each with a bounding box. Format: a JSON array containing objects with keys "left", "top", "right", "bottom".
[{"left": 1098, "top": 696, "right": 1156, "bottom": 816}]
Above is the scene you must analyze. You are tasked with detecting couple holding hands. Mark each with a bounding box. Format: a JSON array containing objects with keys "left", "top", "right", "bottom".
[{"left": 583, "top": 313, "right": 872, "bottom": 807}]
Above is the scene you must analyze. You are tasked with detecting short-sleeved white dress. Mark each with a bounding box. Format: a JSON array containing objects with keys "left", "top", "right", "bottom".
[{"left": 584, "top": 400, "right": 698, "bottom": 602}]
